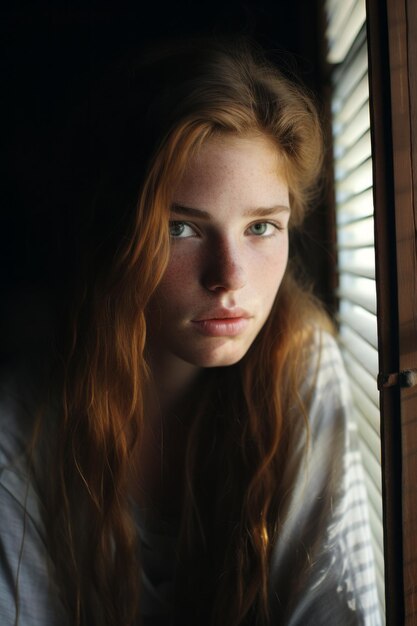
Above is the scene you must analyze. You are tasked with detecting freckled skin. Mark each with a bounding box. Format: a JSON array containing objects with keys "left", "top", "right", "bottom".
[{"left": 146, "top": 134, "right": 290, "bottom": 375}]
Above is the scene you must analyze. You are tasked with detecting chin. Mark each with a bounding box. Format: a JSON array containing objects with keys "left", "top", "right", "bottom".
[
  {"left": 197, "top": 355, "right": 244, "bottom": 368},
  {"left": 182, "top": 342, "right": 251, "bottom": 368}
]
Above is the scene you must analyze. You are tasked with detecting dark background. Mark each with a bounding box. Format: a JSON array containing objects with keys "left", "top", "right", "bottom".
[{"left": 2, "top": 0, "right": 335, "bottom": 356}]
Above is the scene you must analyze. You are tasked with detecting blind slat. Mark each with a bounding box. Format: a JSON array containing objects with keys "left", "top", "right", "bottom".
[
  {"left": 360, "top": 445, "right": 383, "bottom": 528},
  {"left": 339, "top": 324, "right": 379, "bottom": 378},
  {"left": 334, "top": 104, "right": 370, "bottom": 153},
  {"left": 332, "top": 43, "right": 368, "bottom": 103},
  {"left": 337, "top": 244, "right": 374, "bottom": 260},
  {"left": 338, "top": 265, "right": 375, "bottom": 280},
  {"left": 336, "top": 188, "right": 374, "bottom": 223},
  {"left": 336, "top": 130, "right": 372, "bottom": 175},
  {"left": 343, "top": 350, "right": 380, "bottom": 408},
  {"left": 336, "top": 156, "right": 373, "bottom": 199},
  {"left": 353, "top": 404, "right": 381, "bottom": 458},
  {"left": 338, "top": 275, "right": 377, "bottom": 314},
  {"left": 338, "top": 292, "right": 376, "bottom": 316},
  {"left": 350, "top": 378, "right": 381, "bottom": 434},
  {"left": 327, "top": 0, "right": 366, "bottom": 63},
  {"left": 365, "top": 485, "right": 385, "bottom": 579},
  {"left": 359, "top": 437, "right": 382, "bottom": 494},
  {"left": 337, "top": 214, "right": 374, "bottom": 247},
  {"left": 338, "top": 301, "right": 378, "bottom": 348},
  {"left": 327, "top": 0, "right": 358, "bottom": 40},
  {"left": 335, "top": 75, "right": 370, "bottom": 127}
]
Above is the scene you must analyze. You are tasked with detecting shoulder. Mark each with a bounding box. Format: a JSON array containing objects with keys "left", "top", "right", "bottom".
[
  {"left": 270, "top": 327, "right": 381, "bottom": 624},
  {"left": 302, "top": 327, "right": 349, "bottom": 398},
  {"left": 298, "top": 327, "right": 352, "bottom": 436},
  {"left": 296, "top": 328, "right": 362, "bottom": 523}
]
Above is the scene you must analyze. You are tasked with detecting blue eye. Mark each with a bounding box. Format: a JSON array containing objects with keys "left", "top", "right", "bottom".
[{"left": 169, "top": 221, "right": 196, "bottom": 238}]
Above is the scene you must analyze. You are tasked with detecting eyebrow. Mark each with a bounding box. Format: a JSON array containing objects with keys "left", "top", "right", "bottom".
[{"left": 171, "top": 203, "right": 290, "bottom": 219}]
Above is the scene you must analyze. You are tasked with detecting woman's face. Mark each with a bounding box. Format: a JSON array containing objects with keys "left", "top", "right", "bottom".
[{"left": 147, "top": 134, "right": 290, "bottom": 370}]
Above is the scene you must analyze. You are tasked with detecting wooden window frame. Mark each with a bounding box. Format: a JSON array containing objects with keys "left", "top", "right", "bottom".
[{"left": 366, "top": 0, "right": 417, "bottom": 623}]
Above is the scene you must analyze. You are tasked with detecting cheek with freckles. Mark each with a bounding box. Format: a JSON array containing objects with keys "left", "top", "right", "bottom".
[{"left": 153, "top": 249, "right": 201, "bottom": 316}]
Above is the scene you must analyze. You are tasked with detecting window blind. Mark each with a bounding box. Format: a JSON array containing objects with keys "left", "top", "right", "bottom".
[{"left": 324, "top": 0, "right": 385, "bottom": 616}]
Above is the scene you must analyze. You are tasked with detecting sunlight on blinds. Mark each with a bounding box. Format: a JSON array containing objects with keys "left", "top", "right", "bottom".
[{"left": 325, "top": 0, "right": 385, "bottom": 618}]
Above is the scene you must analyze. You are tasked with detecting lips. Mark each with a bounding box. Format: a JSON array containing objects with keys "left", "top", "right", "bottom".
[
  {"left": 191, "top": 308, "right": 251, "bottom": 337},
  {"left": 193, "top": 308, "right": 251, "bottom": 322}
]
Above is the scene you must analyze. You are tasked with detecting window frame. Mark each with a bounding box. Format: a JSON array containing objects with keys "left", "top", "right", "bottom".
[{"left": 365, "top": 0, "right": 416, "bottom": 623}]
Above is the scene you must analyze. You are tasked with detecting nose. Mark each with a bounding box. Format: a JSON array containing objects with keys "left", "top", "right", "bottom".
[{"left": 201, "top": 238, "right": 246, "bottom": 293}]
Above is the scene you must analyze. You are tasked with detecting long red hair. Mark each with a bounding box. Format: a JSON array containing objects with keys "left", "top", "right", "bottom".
[{"left": 32, "top": 37, "right": 326, "bottom": 626}]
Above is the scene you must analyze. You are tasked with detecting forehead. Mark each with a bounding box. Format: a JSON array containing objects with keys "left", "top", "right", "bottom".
[{"left": 173, "top": 134, "right": 289, "bottom": 208}]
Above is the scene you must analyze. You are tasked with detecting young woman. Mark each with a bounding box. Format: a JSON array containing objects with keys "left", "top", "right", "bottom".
[{"left": 0, "top": 38, "right": 381, "bottom": 625}]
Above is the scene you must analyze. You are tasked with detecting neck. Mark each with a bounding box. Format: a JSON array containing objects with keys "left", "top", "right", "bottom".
[
  {"left": 145, "top": 348, "right": 202, "bottom": 418},
  {"left": 134, "top": 350, "right": 203, "bottom": 517}
]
